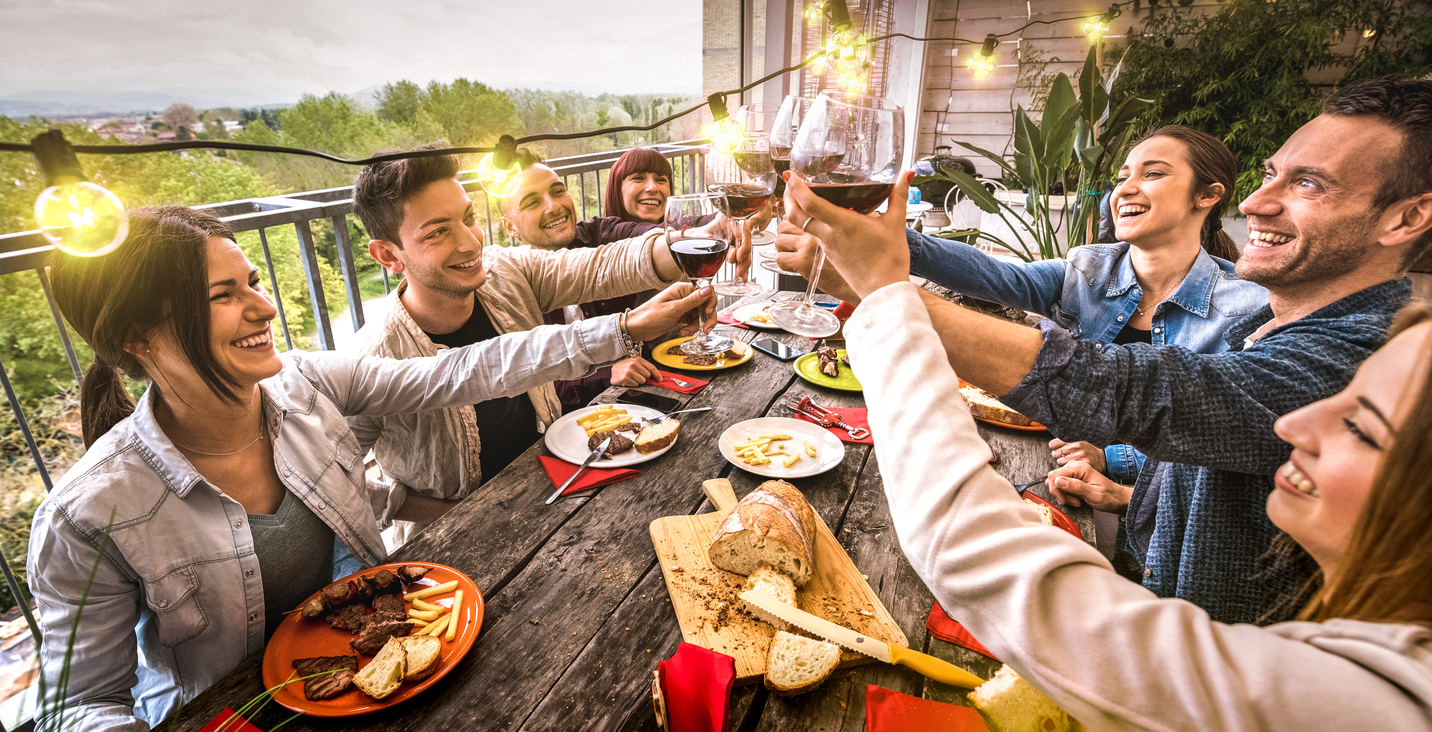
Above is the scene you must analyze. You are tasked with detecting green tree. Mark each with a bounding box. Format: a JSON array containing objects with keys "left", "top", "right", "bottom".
[{"left": 418, "top": 78, "right": 523, "bottom": 146}]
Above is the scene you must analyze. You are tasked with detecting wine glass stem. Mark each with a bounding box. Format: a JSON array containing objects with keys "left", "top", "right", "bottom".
[
  {"left": 696, "top": 277, "right": 711, "bottom": 335},
  {"left": 802, "top": 247, "right": 828, "bottom": 305}
]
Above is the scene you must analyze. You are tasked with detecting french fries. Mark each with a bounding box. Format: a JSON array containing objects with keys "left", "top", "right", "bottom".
[
  {"left": 446, "top": 590, "right": 463, "bottom": 642},
  {"left": 421, "top": 614, "right": 451, "bottom": 637},
  {"left": 411, "top": 598, "right": 443, "bottom": 612},
  {"left": 404, "top": 581, "right": 459, "bottom": 602},
  {"left": 735, "top": 433, "right": 817, "bottom": 468},
  {"left": 408, "top": 608, "right": 442, "bottom": 622},
  {"left": 781, "top": 453, "right": 801, "bottom": 468},
  {"left": 577, "top": 406, "right": 633, "bottom": 437},
  {"left": 804, "top": 440, "right": 818, "bottom": 457}
]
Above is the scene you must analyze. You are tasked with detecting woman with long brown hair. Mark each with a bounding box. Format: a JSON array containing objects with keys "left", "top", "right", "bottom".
[{"left": 27, "top": 205, "right": 713, "bottom": 730}]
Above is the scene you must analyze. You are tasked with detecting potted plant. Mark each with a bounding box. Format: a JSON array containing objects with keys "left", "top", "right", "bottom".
[{"left": 915, "top": 47, "right": 1151, "bottom": 261}]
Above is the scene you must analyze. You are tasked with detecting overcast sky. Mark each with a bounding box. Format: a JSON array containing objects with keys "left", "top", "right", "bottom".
[{"left": 0, "top": 0, "right": 702, "bottom": 105}]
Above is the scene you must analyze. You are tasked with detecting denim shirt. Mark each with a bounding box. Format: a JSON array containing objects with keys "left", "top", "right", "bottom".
[
  {"left": 27, "top": 315, "right": 627, "bottom": 731},
  {"left": 907, "top": 230, "right": 1269, "bottom": 483},
  {"left": 1000, "top": 279, "right": 1411, "bottom": 624}
]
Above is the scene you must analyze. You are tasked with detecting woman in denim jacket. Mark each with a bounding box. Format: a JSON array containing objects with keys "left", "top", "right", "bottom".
[
  {"left": 905, "top": 126, "right": 1268, "bottom": 508},
  {"left": 28, "top": 206, "right": 713, "bottom": 731}
]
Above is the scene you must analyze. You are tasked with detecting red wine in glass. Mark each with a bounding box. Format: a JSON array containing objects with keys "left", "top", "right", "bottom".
[
  {"left": 710, "top": 183, "right": 772, "bottom": 219},
  {"left": 771, "top": 145, "right": 792, "bottom": 160},
  {"left": 808, "top": 181, "right": 895, "bottom": 215},
  {"left": 670, "top": 238, "right": 729, "bottom": 279},
  {"left": 796, "top": 153, "right": 845, "bottom": 177}
]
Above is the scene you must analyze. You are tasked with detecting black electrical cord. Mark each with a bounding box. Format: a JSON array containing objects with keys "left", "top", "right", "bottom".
[{"left": 0, "top": 1, "right": 1133, "bottom": 164}]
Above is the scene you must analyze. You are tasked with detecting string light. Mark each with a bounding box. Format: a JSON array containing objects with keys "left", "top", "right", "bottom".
[
  {"left": 828, "top": 28, "right": 870, "bottom": 74},
  {"left": 803, "top": 1, "right": 827, "bottom": 26},
  {"left": 808, "top": 52, "right": 830, "bottom": 76},
  {"left": 474, "top": 135, "right": 522, "bottom": 198},
  {"left": 837, "top": 70, "right": 868, "bottom": 93},
  {"left": 30, "top": 129, "right": 128, "bottom": 257},
  {"left": 1362, "top": 28, "right": 1378, "bottom": 38},
  {"left": 1083, "top": 4, "right": 1120, "bottom": 41},
  {"left": 968, "top": 34, "right": 999, "bottom": 78},
  {"left": 707, "top": 94, "right": 743, "bottom": 155}
]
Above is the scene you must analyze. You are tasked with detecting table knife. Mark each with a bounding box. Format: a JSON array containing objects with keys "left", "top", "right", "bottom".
[
  {"left": 546, "top": 437, "right": 611, "bottom": 505},
  {"left": 740, "top": 589, "right": 985, "bottom": 689}
]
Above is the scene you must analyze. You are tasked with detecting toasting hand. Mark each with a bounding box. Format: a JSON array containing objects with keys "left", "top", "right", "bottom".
[
  {"left": 625, "top": 282, "right": 718, "bottom": 341},
  {"left": 781, "top": 171, "right": 914, "bottom": 299}
]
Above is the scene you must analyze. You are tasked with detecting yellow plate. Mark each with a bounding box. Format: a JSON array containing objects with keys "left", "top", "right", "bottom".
[{"left": 652, "top": 337, "right": 754, "bottom": 371}]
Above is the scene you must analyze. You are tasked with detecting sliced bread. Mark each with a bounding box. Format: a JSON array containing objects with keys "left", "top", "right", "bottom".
[
  {"left": 402, "top": 635, "right": 443, "bottom": 682},
  {"left": 763, "top": 630, "right": 841, "bottom": 696},
  {"left": 968, "top": 664, "right": 1074, "bottom": 732},
  {"left": 352, "top": 636, "right": 407, "bottom": 699},
  {"left": 709, "top": 480, "right": 817, "bottom": 586},
  {"left": 740, "top": 564, "right": 797, "bottom": 631},
  {"left": 959, "top": 384, "right": 1036, "bottom": 427},
  {"left": 636, "top": 419, "right": 681, "bottom": 454}
]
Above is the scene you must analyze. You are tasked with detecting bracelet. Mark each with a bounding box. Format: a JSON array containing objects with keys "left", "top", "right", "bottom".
[{"left": 618, "top": 309, "right": 643, "bottom": 359}]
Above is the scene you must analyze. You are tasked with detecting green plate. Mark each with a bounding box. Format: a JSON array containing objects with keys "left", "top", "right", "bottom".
[{"left": 793, "top": 349, "right": 862, "bottom": 392}]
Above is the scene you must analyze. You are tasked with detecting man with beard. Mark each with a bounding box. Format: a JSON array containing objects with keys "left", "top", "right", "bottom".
[
  {"left": 500, "top": 155, "right": 751, "bottom": 410},
  {"left": 347, "top": 143, "right": 714, "bottom": 541},
  {"left": 775, "top": 75, "right": 1432, "bottom": 624}
]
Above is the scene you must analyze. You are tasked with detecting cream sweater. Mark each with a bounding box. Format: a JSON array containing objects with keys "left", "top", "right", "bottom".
[{"left": 845, "top": 282, "right": 1432, "bottom": 731}]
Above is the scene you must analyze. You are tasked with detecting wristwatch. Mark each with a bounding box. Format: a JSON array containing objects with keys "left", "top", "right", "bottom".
[{"left": 618, "top": 309, "right": 644, "bottom": 359}]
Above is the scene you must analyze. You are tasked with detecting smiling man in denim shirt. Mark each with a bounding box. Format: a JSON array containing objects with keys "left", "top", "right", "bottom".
[{"left": 777, "top": 76, "right": 1432, "bottom": 624}]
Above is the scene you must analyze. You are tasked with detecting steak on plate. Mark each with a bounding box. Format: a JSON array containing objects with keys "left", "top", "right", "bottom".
[
  {"left": 325, "top": 604, "right": 368, "bottom": 633},
  {"left": 293, "top": 656, "right": 359, "bottom": 701},
  {"left": 587, "top": 430, "right": 634, "bottom": 457},
  {"left": 371, "top": 593, "right": 407, "bottom": 620},
  {"left": 350, "top": 618, "right": 414, "bottom": 656}
]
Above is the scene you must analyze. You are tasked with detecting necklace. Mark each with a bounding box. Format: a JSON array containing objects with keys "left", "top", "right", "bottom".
[
  {"left": 171, "top": 430, "right": 265, "bottom": 457},
  {"left": 1134, "top": 280, "right": 1180, "bottom": 316}
]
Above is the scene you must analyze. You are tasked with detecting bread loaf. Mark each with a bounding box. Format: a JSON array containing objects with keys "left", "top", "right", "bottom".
[
  {"left": 959, "top": 384, "right": 1036, "bottom": 427},
  {"left": 740, "top": 564, "right": 797, "bottom": 630},
  {"left": 708, "top": 480, "right": 817, "bottom": 586},
  {"left": 763, "top": 631, "right": 840, "bottom": 696},
  {"left": 969, "top": 664, "right": 1075, "bottom": 732}
]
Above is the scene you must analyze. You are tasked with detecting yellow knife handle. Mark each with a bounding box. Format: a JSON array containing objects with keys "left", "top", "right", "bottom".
[{"left": 888, "top": 645, "right": 985, "bottom": 689}]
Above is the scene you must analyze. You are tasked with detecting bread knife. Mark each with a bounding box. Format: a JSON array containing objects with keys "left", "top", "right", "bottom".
[
  {"left": 740, "top": 589, "right": 985, "bottom": 689},
  {"left": 546, "top": 437, "right": 611, "bottom": 505}
]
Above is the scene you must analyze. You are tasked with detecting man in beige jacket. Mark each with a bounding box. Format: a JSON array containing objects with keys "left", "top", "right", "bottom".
[{"left": 347, "top": 144, "right": 700, "bottom": 533}]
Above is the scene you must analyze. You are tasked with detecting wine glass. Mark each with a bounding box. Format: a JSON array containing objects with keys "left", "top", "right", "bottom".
[
  {"left": 767, "top": 93, "right": 904, "bottom": 338},
  {"left": 735, "top": 104, "right": 781, "bottom": 248},
  {"left": 770, "top": 95, "right": 816, "bottom": 213},
  {"left": 666, "top": 193, "right": 736, "bottom": 356},
  {"left": 707, "top": 135, "right": 775, "bottom": 297}
]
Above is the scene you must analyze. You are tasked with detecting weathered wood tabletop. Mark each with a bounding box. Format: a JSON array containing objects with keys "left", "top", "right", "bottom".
[{"left": 175, "top": 288, "right": 1093, "bottom": 732}]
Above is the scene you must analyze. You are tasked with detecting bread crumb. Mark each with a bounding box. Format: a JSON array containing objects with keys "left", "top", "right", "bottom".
[
  {"left": 625, "top": 627, "right": 631, "bottom": 631},
  {"left": 530, "top": 618, "right": 540, "bottom": 625},
  {"left": 840, "top": 701, "right": 847, "bottom": 709},
  {"left": 647, "top": 649, "right": 653, "bottom": 653},
  {"left": 605, "top": 574, "right": 613, "bottom": 579}
]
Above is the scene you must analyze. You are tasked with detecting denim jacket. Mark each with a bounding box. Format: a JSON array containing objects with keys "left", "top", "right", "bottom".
[
  {"left": 907, "top": 230, "right": 1269, "bottom": 483},
  {"left": 28, "top": 316, "right": 627, "bottom": 731}
]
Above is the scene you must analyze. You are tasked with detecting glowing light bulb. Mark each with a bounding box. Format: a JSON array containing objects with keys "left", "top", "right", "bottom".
[
  {"left": 34, "top": 178, "right": 128, "bottom": 257},
  {"left": 1083, "top": 16, "right": 1110, "bottom": 40},
  {"left": 830, "top": 29, "right": 868, "bottom": 74},
  {"left": 837, "top": 70, "right": 867, "bottom": 93},
  {"left": 968, "top": 34, "right": 999, "bottom": 79},
  {"left": 475, "top": 152, "right": 522, "bottom": 198},
  {"left": 803, "top": 1, "right": 826, "bottom": 26},
  {"left": 711, "top": 118, "right": 744, "bottom": 155},
  {"left": 808, "top": 53, "right": 830, "bottom": 76},
  {"left": 1362, "top": 28, "right": 1378, "bottom": 38}
]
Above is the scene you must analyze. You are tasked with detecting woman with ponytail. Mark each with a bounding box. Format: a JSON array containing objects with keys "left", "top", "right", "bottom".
[
  {"left": 29, "top": 205, "right": 714, "bottom": 731},
  {"left": 793, "top": 125, "right": 1269, "bottom": 518}
]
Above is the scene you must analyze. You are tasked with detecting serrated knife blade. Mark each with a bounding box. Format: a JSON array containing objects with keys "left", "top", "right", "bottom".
[{"left": 740, "top": 589, "right": 986, "bottom": 689}]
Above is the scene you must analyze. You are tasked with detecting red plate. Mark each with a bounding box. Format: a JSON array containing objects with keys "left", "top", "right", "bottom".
[
  {"left": 1020, "top": 491, "right": 1083, "bottom": 540},
  {"left": 959, "top": 379, "right": 1048, "bottom": 432},
  {"left": 261, "top": 561, "right": 483, "bottom": 717}
]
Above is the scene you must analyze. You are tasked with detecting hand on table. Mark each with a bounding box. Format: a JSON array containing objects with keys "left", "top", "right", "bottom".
[
  {"left": 1049, "top": 439, "right": 1106, "bottom": 472},
  {"left": 610, "top": 357, "right": 660, "bottom": 387},
  {"left": 773, "top": 219, "right": 860, "bottom": 304},
  {"left": 1046, "top": 462, "right": 1131, "bottom": 514},
  {"left": 782, "top": 170, "right": 914, "bottom": 300},
  {"left": 627, "top": 282, "right": 717, "bottom": 341}
]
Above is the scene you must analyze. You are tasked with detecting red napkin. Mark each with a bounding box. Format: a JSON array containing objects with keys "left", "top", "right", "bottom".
[
  {"left": 832, "top": 301, "right": 856, "bottom": 319},
  {"left": 538, "top": 456, "right": 640, "bottom": 497},
  {"left": 716, "top": 304, "right": 751, "bottom": 329},
  {"left": 656, "top": 643, "right": 736, "bottom": 732},
  {"left": 927, "top": 490, "right": 1083, "bottom": 660},
  {"left": 198, "top": 709, "right": 264, "bottom": 732},
  {"left": 865, "top": 686, "right": 989, "bottom": 732},
  {"left": 649, "top": 370, "right": 710, "bottom": 394},
  {"left": 793, "top": 406, "right": 874, "bottom": 445}
]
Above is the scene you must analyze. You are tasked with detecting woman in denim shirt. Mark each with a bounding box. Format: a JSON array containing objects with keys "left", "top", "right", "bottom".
[
  {"left": 28, "top": 206, "right": 712, "bottom": 731},
  {"left": 906, "top": 126, "right": 1268, "bottom": 506}
]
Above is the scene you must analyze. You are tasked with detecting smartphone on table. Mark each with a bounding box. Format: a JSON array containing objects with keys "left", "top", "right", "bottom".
[
  {"left": 615, "top": 389, "right": 682, "bottom": 413},
  {"left": 751, "top": 338, "right": 802, "bottom": 361}
]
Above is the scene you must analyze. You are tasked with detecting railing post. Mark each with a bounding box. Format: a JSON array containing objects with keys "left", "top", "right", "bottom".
[
  {"left": 578, "top": 172, "right": 588, "bottom": 220},
  {"left": 35, "top": 267, "right": 82, "bottom": 386},
  {"left": 257, "top": 228, "right": 293, "bottom": 352},
  {"left": 330, "top": 215, "right": 365, "bottom": 332},
  {"left": 293, "top": 220, "right": 335, "bottom": 351}
]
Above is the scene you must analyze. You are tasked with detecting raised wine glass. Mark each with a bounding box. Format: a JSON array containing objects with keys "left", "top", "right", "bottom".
[
  {"left": 707, "top": 135, "right": 775, "bottom": 297},
  {"left": 767, "top": 92, "right": 904, "bottom": 338},
  {"left": 769, "top": 95, "right": 816, "bottom": 220},
  {"left": 666, "top": 192, "right": 736, "bottom": 356},
  {"left": 735, "top": 104, "right": 781, "bottom": 247}
]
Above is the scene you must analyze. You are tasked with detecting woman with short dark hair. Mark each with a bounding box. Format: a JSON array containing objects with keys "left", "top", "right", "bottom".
[
  {"left": 604, "top": 147, "right": 674, "bottom": 223},
  {"left": 29, "top": 205, "right": 712, "bottom": 730}
]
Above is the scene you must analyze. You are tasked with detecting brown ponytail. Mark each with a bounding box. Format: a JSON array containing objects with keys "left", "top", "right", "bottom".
[
  {"left": 1135, "top": 125, "right": 1241, "bottom": 263},
  {"left": 78, "top": 361, "right": 135, "bottom": 448},
  {"left": 51, "top": 205, "right": 240, "bottom": 447}
]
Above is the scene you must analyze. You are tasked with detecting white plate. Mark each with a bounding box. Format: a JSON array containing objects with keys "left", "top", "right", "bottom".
[
  {"left": 718, "top": 417, "right": 846, "bottom": 479},
  {"left": 544, "top": 404, "right": 676, "bottom": 468},
  {"left": 731, "top": 302, "right": 783, "bottom": 330}
]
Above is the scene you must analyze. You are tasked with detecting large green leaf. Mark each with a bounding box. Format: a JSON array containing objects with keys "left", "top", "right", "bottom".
[
  {"left": 940, "top": 166, "right": 1003, "bottom": 214},
  {"left": 1102, "top": 95, "right": 1155, "bottom": 141},
  {"left": 1042, "top": 104, "right": 1081, "bottom": 171},
  {"left": 1043, "top": 74, "right": 1078, "bottom": 142},
  {"left": 1079, "top": 144, "right": 1104, "bottom": 168},
  {"left": 1014, "top": 106, "right": 1042, "bottom": 160},
  {"left": 953, "top": 141, "right": 1019, "bottom": 181},
  {"left": 1079, "top": 47, "right": 1102, "bottom": 123}
]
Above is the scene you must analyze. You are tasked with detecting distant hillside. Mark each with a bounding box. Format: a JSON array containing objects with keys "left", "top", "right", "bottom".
[{"left": 0, "top": 89, "right": 293, "bottom": 118}]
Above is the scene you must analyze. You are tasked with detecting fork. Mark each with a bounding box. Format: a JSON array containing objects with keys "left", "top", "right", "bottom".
[
  {"left": 649, "top": 407, "right": 713, "bottom": 424},
  {"left": 666, "top": 376, "right": 694, "bottom": 388}
]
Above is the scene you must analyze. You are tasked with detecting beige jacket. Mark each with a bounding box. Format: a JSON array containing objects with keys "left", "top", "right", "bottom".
[
  {"left": 847, "top": 282, "right": 1432, "bottom": 731},
  {"left": 349, "top": 230, "right": 676, "bottom": 501}
]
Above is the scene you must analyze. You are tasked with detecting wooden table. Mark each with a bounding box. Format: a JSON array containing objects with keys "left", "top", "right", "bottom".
[{"left": 176, "top": 289, "right": 1092, "bottom": 732}]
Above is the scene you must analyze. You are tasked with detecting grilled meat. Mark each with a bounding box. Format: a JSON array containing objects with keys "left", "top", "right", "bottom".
[
  {"left": 817, "top": 347, "right": 840, "bottom": 378},
  {"left": 300, "top": 579, "right": 359, "bottom": 618},
  {"left": 616, "top": 422, "right": 643, "bottom": 434},
  {"left": 293, "top": 656, "right": 359, "bottom": 701},
  {"left": 350, "top": 619, "right": 414, "bottom": 656},
  {"left": 682, "top": 352, "right": 717, "bottom": 366},
  {"left": 371, "top": 569, "right": 402, "bottom": 594},
  {"left": 371, "top": 594, "right": 407, "bottom": 621},
  {"left": 587, "top": 430, "right": 634, "bottom": 457},
  {"left": 325, "top": 604, "right": 368, "bottom": 633},
  {"left": 354, "top": 575, "right": 376, "bottom": 601},
  {"left": 396, "top": 566, "right": 430, "bottom": 583}
]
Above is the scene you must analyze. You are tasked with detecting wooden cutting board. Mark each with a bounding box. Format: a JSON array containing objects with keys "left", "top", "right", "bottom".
[{"left": 650, "top": 478, "right": 908, "bottom": 685}]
